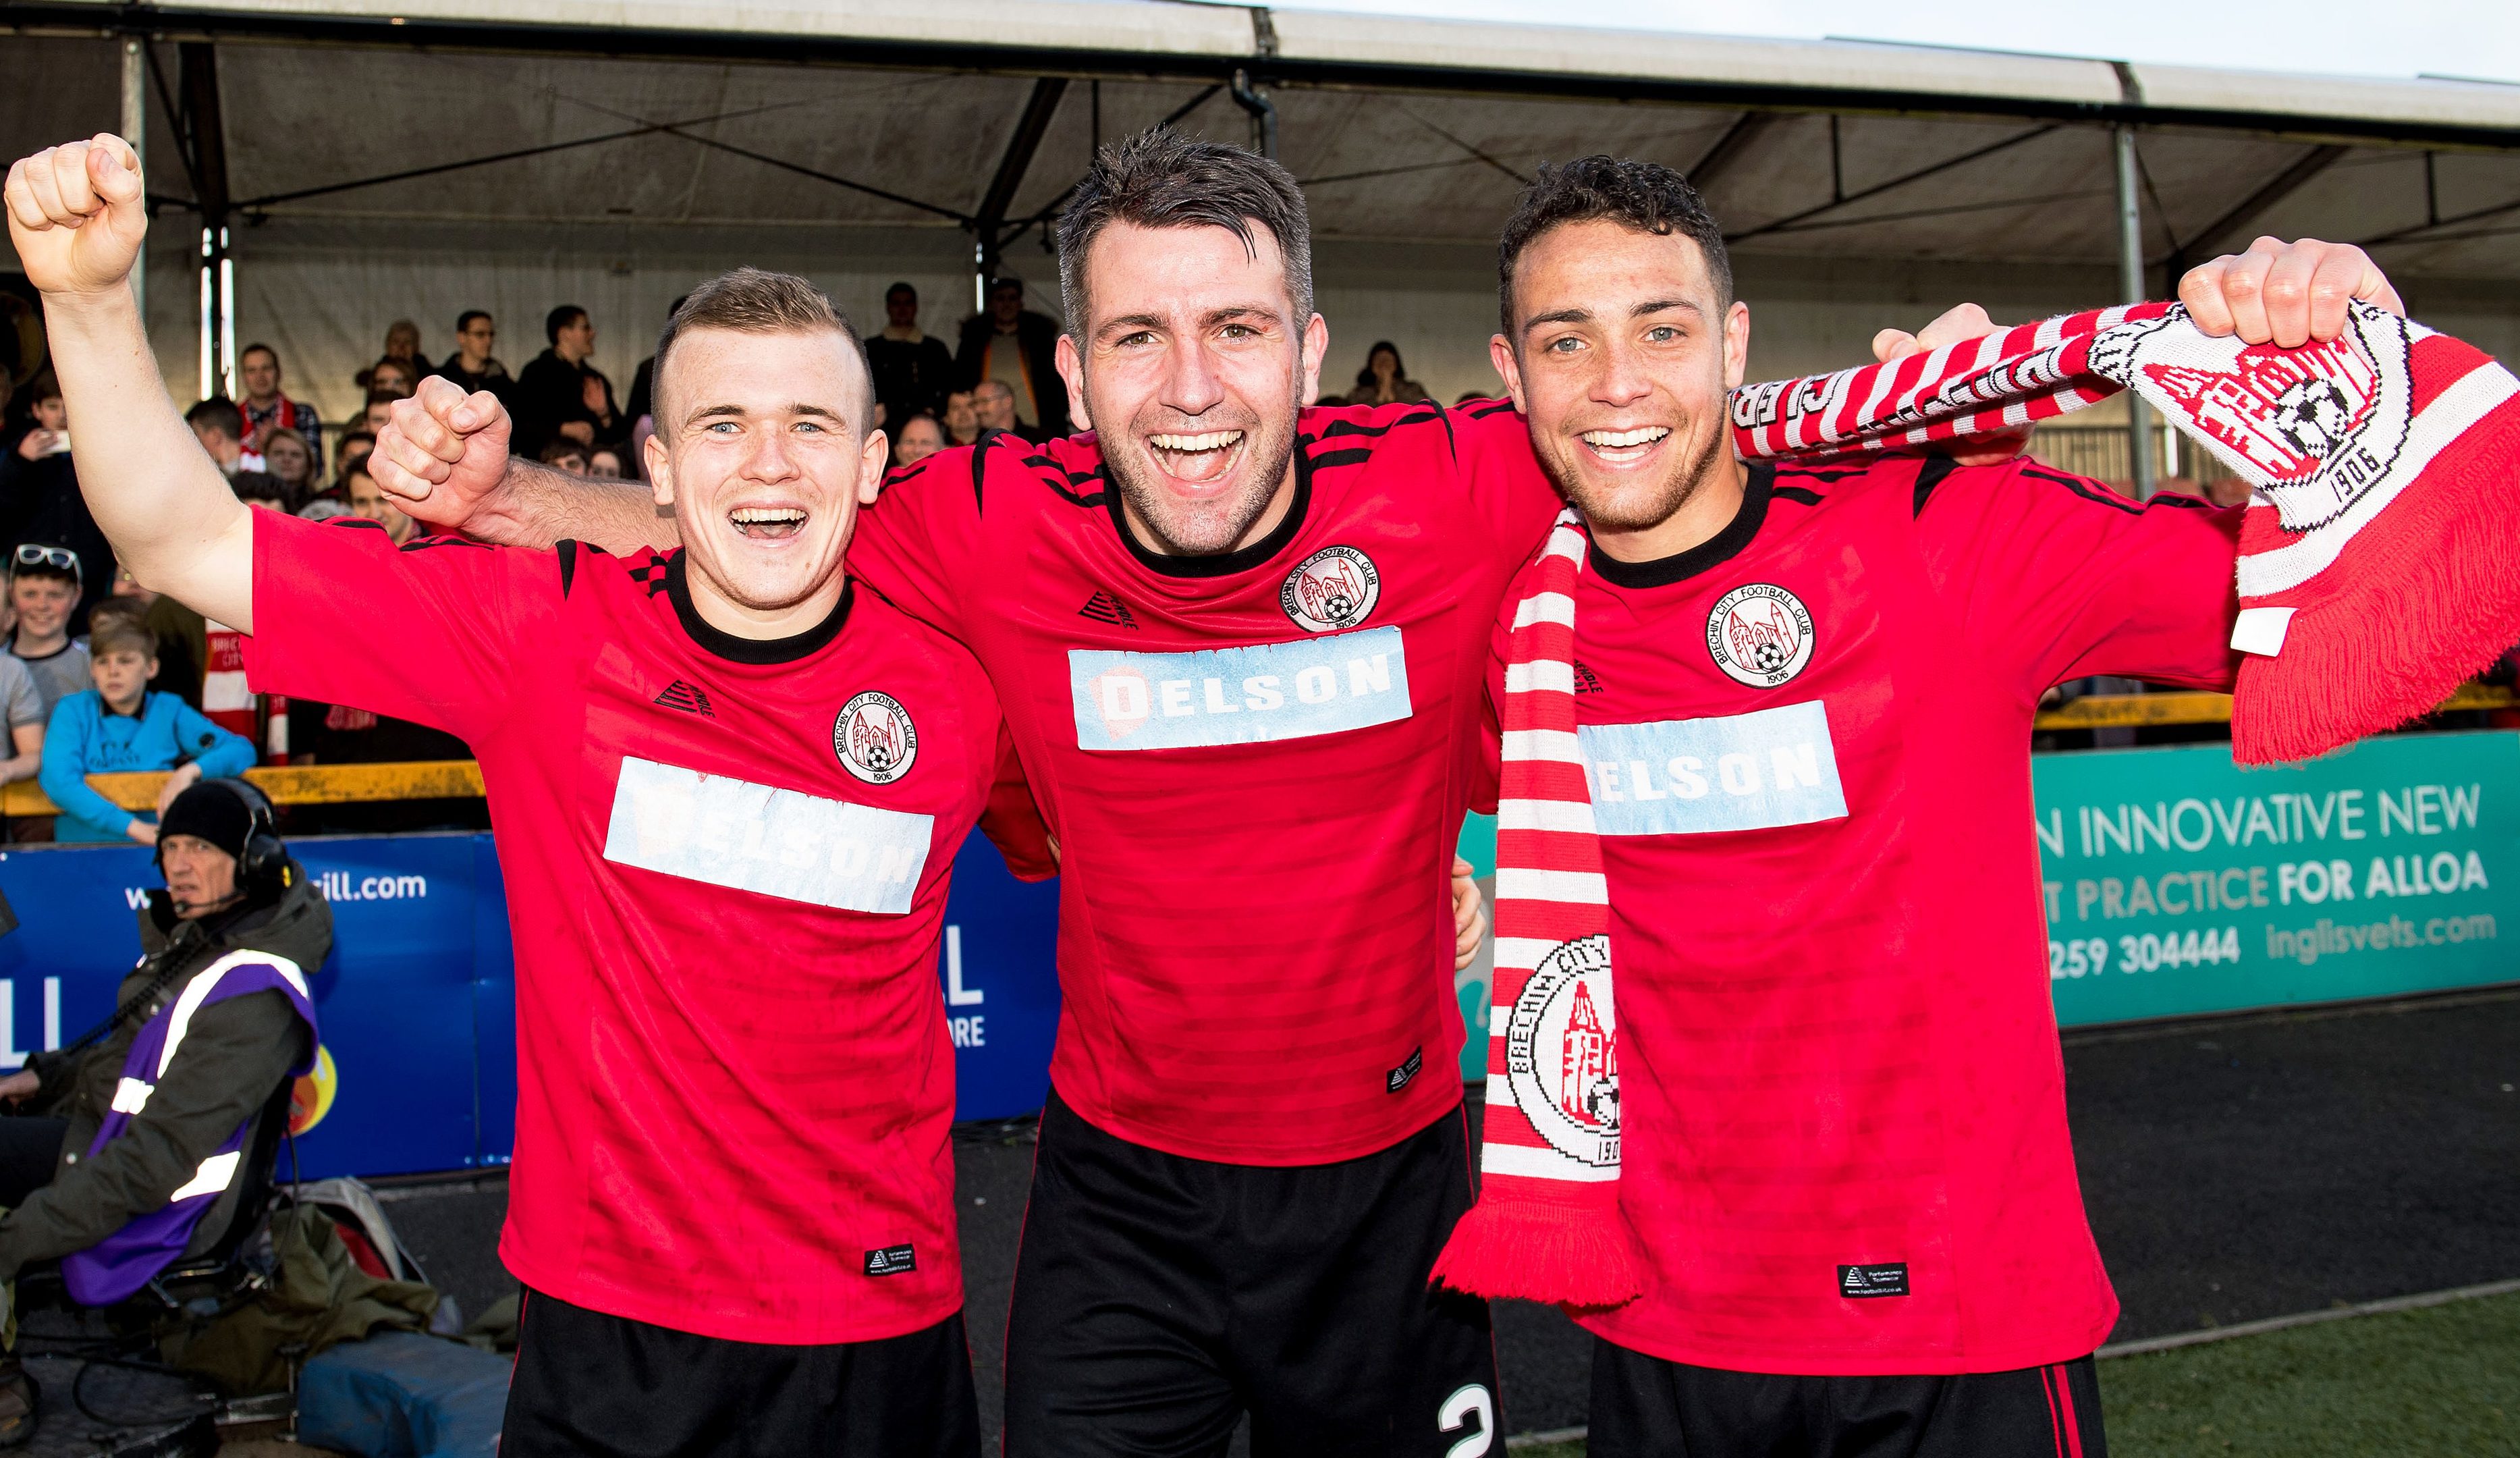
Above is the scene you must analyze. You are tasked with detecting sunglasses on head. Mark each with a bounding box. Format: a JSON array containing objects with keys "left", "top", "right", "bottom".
[{"left": 11, "top": 545, "right": 81, "bottom": 582}]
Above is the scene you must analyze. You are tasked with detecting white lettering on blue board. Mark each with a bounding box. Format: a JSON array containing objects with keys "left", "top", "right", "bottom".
[
  {"left": 1579, "top": 700, "right": 1848, "bottom": 836},
  {"left": 1068, "top": 625, "right": 1413, "bottom": 751}
]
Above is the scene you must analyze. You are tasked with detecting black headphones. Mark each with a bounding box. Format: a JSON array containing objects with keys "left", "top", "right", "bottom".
[
  {"left": 215, "top": 778, "right": 292, "bottom": 898},
  {"left": 157, "top": 778, "right": 293, "bottom": 900}
]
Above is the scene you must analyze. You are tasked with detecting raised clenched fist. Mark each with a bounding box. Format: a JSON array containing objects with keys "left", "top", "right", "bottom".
[
  {"left": 4, "top": 135, "right": 148, "bottom": 300},
  {"left": 371, "top": 375, "right": 516, "bottom": 533}
]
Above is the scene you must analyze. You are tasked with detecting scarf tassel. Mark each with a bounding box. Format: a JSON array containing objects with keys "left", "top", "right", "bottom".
[{"left": 1433, "top": 1185, "right": 1644, "bottom": 1311}]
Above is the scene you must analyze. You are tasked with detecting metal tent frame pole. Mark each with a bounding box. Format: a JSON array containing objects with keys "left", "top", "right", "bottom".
[{"left": 2114, "top": 125, "right": 2158, "bottom": 498}]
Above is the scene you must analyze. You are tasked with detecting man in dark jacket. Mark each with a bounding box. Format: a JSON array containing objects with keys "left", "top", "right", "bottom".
[
  {"left": 954, "top": 276, "right": 1069, "bottom": 440},
  {"left": 866, "top": 281, "right": 956, "bottom": 431},
  {"left": 512, "top": 305, "right": 622, "bottom": 457},
  {"left": 0, "top": 779, "right": 326, "bottom": 1437}
]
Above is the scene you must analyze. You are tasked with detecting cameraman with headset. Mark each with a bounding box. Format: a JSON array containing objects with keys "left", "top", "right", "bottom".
[{"left": 0, "top": 778, "right": 326, "bottom": 1443}]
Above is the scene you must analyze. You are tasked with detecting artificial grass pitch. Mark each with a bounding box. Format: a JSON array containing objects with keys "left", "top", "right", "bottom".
[
  {"left": 2102, "top": 1289, "right": 2519, "bottom": 1457},
  {"left": 1501, "top": 1289, "right": 2519, "bottom": 1457}
]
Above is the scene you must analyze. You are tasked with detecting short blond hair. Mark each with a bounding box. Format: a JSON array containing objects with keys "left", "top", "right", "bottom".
[
  {"left": 90, "top": 616, "right": 157, "bottom": 662},
  {"left": 651, "top": 268, "right": 871, "bottom": 435}
]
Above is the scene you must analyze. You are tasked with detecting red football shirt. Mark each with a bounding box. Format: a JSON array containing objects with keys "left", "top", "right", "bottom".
[
  {"left": 1507, "top": 456, "right": 2243, "bottom": 1375},
  {"left": 244, "top": 512, "right": 1020, "bottom": 1343},
  {"left": 851, "top": 402, "right": 1562, "bottom": 1163}
]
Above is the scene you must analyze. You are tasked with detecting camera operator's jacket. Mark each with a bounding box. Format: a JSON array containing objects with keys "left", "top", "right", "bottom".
[{"left": 0, "top": 870, "right": 327, "bottom": 1280}]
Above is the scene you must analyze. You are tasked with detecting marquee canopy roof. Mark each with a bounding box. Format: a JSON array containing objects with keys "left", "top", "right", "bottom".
[{"left": 5, "top": 0, "right": 2519, "bottom": 283}]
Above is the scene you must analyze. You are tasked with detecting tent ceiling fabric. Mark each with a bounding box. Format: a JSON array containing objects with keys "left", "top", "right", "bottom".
[
  {"left": 3, "top": 2, "right": 2517, "bottom": 281},
  {"left": 28, "top": 41, "right": 2505, "bottom": 281}
]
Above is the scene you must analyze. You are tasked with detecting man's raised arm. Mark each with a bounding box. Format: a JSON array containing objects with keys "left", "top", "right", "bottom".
[
  {"left": 3, "top": 136, "right": 252, "bottom": 629},
  {"left": 370, "top": 377, "right": 678, "bottom": 554}
]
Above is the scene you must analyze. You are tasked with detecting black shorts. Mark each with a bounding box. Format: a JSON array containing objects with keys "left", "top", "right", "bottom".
[
  {"left": 503, "top": 1288, "right": 979, "bottom": 1458},
  {"left": 1002, "top": 1089, "right": 1499, "bottom": 1458},
  {"left": 1589, "top": 1336, "right": 2108, "bottom": 1458}
]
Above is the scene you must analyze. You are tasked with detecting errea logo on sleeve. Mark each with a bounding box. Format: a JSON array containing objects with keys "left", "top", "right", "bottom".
[
  {"left": 1577, "top": 700, "right": 1848, "bottom": 837},
  {"left": 1068, "top": 625, "right": 1412, "bottom": 751}
]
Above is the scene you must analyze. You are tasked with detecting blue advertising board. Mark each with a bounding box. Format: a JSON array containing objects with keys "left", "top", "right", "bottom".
[
  {"left": 1450, "top": 732, "right": 2520, "bottom": 1080},
  {"left": 0, "top": 829, "right": 1059, "bottom": 1179}
]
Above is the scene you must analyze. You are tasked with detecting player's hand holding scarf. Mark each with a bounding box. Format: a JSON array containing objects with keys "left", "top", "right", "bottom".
[
  {"left": 1732, "top": 300, "right": 2520, "bottom": 763},
  {"left": 1435, "top": 304, "right": 2520, "bottom": 1310}
]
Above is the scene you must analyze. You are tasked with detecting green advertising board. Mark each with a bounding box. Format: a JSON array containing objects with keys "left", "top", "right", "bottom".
[
  {"left": 2033, "top": 730, "right": 2513, "bottom": 1025},
  {"left": 1452, "top": 730, "right": 2517, "bottom": 1078}
]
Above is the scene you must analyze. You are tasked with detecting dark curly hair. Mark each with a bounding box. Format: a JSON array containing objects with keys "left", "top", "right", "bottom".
[{"left": 1496, "top": 155, "right": 1732, "bottom": 338}]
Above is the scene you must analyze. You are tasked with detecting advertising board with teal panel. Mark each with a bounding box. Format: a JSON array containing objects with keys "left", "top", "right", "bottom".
[
  {"left": 2033, "top": 731, "right": 2511, "bottom": 1023},
  {"left": 1452, "top": 730, "right": 2517, "bottom": 1079}
]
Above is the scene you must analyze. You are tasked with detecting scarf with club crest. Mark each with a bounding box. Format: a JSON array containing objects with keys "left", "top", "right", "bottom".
[{"left": 1434, "top": 302, "right": 2520, "bottom": 1310}]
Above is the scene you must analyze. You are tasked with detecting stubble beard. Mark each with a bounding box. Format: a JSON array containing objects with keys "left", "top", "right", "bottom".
[
  {"left": 1097, "top": 402, "right": 1300, "bottom": 558},
  {"left": 1552, "top": 417, "right": 1730, "bottom": 536}
]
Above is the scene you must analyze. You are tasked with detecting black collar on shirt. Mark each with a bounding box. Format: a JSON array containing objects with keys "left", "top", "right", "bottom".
[
  {"left": 662, "top": 552, "right": 853, "bottom": 665},
  {"left": 1586, "top": 462, "right": 1775, "bottom": 591},
  {"left": 1100, "top": 445, "right": 1313, "bottom": 579}
]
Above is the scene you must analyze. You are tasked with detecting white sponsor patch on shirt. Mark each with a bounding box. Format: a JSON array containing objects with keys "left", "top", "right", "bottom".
[
  {"left": 1578, "top": 700, "right": 1848, "bottom": 836},
  {"left": 1068, "top": 625, "right": 1413, "bottom": 752},
  {"left": 602, "top": 757, "right": 933, "bottom": 914}
]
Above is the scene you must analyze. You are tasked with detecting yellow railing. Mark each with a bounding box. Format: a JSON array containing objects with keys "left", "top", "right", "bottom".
[
  {"left": 2032, "top": 682, "right": 2517, "bottom": 730},
  {"left": 0, "top": 682, "right": 2511, "bottom": 816},
  {"left": 1, "top": 760, "right": 486, "bottom": 817}
]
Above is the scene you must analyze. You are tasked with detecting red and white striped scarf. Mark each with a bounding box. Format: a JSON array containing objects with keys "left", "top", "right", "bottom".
[
  {"left": 1733, "top": 300, "right": 2520, "bottom": 763},
  {"left": 1430, "top": 508, "right": 1642, "bottom": 1309},
  {"left": 1435, "top": 303, "right": 2520, "bottom": 1310}
]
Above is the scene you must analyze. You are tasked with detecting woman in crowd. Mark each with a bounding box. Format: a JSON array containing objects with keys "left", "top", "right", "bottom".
[
  {"left": 1346, "top": 340, "right": 1431, "bottom": 406},
  {"left": 259, "top": 427, "right": 319, "bottom": 503}
]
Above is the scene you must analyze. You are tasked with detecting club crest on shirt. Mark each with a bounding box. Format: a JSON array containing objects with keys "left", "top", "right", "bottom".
[
  {"left": 835, "top": 691, "right": 919, "bottom": 784},
  {"left": 1706, "top": 583, "right": 1815, "bottom": 688},
  {"left": 1502, "top": 934, "right": 1620, "bottom": 1168},
  {"left": 1280, "top": 545, "right": 1381, "bottom": 633}
]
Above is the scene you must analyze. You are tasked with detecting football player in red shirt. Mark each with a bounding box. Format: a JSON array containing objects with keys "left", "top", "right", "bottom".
[
  {"left": 7, "top": 136, "right": 1051, "bottom": 1458},
  {"left": 1480, "top": 155, "right": 2401, "bottom": 1455},
  {"left": 371, "top": 131, "right": 1532, "bottom": 1457}
]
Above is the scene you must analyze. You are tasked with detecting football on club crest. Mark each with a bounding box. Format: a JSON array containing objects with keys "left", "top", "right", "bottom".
[
  {"left": 835, "top": 691, "right": 919, "bottom": 784},
  {"left": 1706, "top": 583, "right": 1815, "bottom": 688},
  {"left": 1502, "top": 934, "right": 1621, "bottom": 1168},
  {"left": 1280, "top": 545, "right": 1381, "bottom": 632}
]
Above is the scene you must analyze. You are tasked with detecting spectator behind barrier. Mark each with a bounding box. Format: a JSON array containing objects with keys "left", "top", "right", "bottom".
[
  {"left": 0, "top": 372, "right": 117, "bottom": 632},
  {"left": 344, "top": 465, "right": 419, "bottom": 545},
  {"left": 258, "top": 426, "right": 319, "bottom": 506},
  {"left": 184, "top": 398, "right": 250, "bottom": 478},
  {"left": 357, "top": 318, "right": 430, "bottom": 397},
  {"left": 360, "top": 390, "right": 400, "bottom": 441},
  {"left": 956, "top": 275, "right": 1069, "bottom": 438},
  {"left": 0, "top": 778, "right": 325, "bottom": 1440},
  {"left": 623, "top": 294, "right": 688, "bottom": 433},
  {"left": 232, "top": 469, "right": 293, "bottom": 514},
  {"left": 1346, "top": 340, "right": 1433, "bottom": 407},
  {"left": 236, "top": 344, "right": 323, "bottom": 462},
  {"left": 891, "top": 412, "right": 945, "bottom": 471},
  {"left": 365, "top": 358, "right": 419, "bottom": 400},
  {"left": 971, "top": 379, "right": 1029, "bottom": 441},
  {"left": 941, "top": 388, "right": 979, "bottom": 446},
  {"left": 7, "top": 544, "right": 88, "bottom": 722},
  {"left": 867, "top": 281, "right": 957, "bottom": 430},
  {"left": 38, "top": 615, "right": 254, "bottom": 844},
  {"left": 330, "top": 429, "right": 376, "bottom": 494},
  {"left": 537, "top": 439, "right": 591, "bottom": 477},
  {"left": 429, "top": 308, "right": 514, "bottom": 406},
  {"left": 516, "top": 304, "right": 622, "bottom": 456}
]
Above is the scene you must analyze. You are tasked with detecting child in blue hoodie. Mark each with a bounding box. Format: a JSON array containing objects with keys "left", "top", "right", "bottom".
[{"left": 39, "top": 615, "right": 255, "bottom": 843}]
